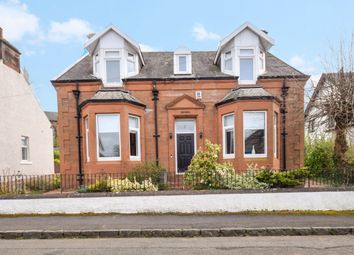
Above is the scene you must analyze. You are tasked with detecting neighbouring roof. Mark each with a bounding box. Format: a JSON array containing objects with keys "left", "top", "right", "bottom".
[
  {"left": 215, "top": 86, "right": 278, "bottom": 106},
  {"left": 45, "top": 111, "right": 58, "bottom": 122},
  {"left": 80, "top": 89, "right": 146, "bottom": 108},
  {"left": 54, "top": 51, "right": 305, "bottom": 82}
]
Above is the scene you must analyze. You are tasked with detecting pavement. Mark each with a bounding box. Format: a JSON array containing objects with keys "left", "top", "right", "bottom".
[
  {"left": 1, "top": 236, "right": 354, "bottom": 255},
  {"left": 0, "top": 214, "right": 353, "bottom": 239}
]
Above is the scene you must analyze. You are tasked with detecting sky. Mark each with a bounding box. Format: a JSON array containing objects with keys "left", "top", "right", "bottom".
[{"left": 0, "top": 0, "right": 353, "bottom": 112}]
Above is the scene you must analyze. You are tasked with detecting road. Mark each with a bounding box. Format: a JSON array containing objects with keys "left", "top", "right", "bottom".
[
  {"left": 0, "top": 214, "right": 354, "bottom": 230},
  {"left": 0, "top": 236, "right": 354, "bottom": 255}
]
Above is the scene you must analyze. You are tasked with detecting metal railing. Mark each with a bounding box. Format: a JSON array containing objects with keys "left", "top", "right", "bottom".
[{"left": 0, "top": 168, "right": 353, "bottom": 195}]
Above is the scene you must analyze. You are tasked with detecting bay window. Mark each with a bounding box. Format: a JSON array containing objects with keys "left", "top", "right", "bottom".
[
  {"left": 244, "top": 111, "right": 266, "bottom": 157},
  {"left": 84, "top": 117, "right": 90, "bottom": 162},
  {"left": 129, "top": 115, "right": 140, "bottom": 160},
  {"left": 238, "top": 48, "right": 255, "bottom": 84},
  {"left": 104, "top": 50, "right": 121, "bottom": 84},
  {"left": 222, "top": 114, "right": 235, "bottom": 158},
  {"left": 96, "top": 114, "right": 120, "bottom": 160}
]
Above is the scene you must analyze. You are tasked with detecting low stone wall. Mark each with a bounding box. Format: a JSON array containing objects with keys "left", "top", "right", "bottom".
[{"left": 0, "top": 191, "right": 353, "bottom": 214}]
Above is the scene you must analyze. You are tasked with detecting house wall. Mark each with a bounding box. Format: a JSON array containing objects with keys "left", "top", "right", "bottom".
[
  {"left": 53, "top": 77, "right": 306, "bottom": 175},
  {"left": 0, "top": 61, "right": 54, "bottom": 175}
]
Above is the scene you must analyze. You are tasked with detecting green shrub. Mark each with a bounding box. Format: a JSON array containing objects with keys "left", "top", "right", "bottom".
[
  {"left": 305, "top": 138, "right": 335, "bottom": 176},
  {"left": 86, "top": 178, "right": 112, "bottom": 192},
  {"left": 256, "top": 168, "right": 310, "bottom": 188},
  {"left": 54, "top": 149, "right": 60, "bottom": 165},
  {"left": 221, "top": 170, "right": 269, "bottom": 190},
  {"left": 184, "top": 141, "right": 234, "bottom": 189},
  {"left": 53, "top": 174, "right": 61, "bottom": 189},
  {"left": 111, "top": 177, "right": 158, "bottom": 192},
  {"left": 127, "top": 161, "right": 165, "bottom": 189}
]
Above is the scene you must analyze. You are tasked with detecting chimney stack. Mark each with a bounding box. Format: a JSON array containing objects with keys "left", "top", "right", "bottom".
[{"left": 0, "top": 27, "right": 3, "bottom": 39}]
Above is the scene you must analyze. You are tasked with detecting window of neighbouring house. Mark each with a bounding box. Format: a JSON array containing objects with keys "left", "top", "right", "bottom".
[
  {"left": 127, "top": 52, "right": 136, "bottom": 74},
  {"left": 105, "top": 50, "right": 121, "bottom": 84},
  {"left": 129, "top": 115, "right": 140, "bottom": 160},
  {"left": 21, "top": 136, "right": 30, "bottom": 161},
  {"left": 84, "top": 117, "right": 90, "bottom": 162},
  {"left": 224, "top": 50, "right": 233, "bottom": 72},
  {"left": 274, "top": 112, "right": 278, "bottom": 158},
  {"left": 222, "top": 113, "right": 235, "bottom": 158},
  {"left": 244, "top": 111, "right": 266, "bottom": 157},
  {"left": 239, "top": 48, "right": 255, "bottom": 84},
  {"left": 96, "top": 114, "right": 120, "bottom": 160}
]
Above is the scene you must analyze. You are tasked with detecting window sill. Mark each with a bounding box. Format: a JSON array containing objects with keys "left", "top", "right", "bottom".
[
  {"left": 97, "top": 158, "right": 121, "bottom": 162},
  {"left": 129, "top": 157, "right": 141, "bottom": 161},
  {"left": 223, "top": 155, "right": 235, "bottom": 159},
  {"left": 20, "top": 161, "right": 32, "bottom": 165},
  {"left": 238, "top": 80, "right": 256, "bottom": 85},
  {"left": 244, "top": 155, "right": 267, "bottom": 159}
]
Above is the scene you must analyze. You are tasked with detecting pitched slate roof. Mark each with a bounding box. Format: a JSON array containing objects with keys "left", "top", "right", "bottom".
[
  {"left": 54, "top": 51, "right": 306, "bottom": 82},
  {"left": 260, "top": 52, "right": 306, "bottom": 78},
  {"left": 80, "top": 89, "right": 146, "bottom": 108},
  {"left": 215, "top": 87, "right": 278, "bottom": 106}
]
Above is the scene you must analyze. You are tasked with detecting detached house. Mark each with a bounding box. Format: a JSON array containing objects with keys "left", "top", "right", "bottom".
[{"left": 52, "top": 22, "right": 308, "bottom": 177}]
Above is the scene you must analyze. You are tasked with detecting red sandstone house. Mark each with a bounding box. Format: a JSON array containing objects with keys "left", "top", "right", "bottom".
[{"left": 52, "top": 22, "right": 308, "bottom": 177}]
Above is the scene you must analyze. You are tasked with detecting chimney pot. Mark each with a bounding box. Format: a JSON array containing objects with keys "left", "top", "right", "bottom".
[
  {"left": 0, "top": 27, "right": 3, "bottom": 39},
  {"left": 87, "top": 33, "right": 95, "bottom": 39}
]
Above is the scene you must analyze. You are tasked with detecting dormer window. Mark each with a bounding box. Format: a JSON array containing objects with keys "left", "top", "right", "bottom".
[
  {"left": 259, "top": 50, "right": 265, "bottom": 73},
  {"left": 105, "top": 50, "right": 121, "bottom": 85},
  {"left": 174, "top": 47, "right": 192, "bottom": 74},
  {"left": 178, "top": 56, "right": 187, "bottom": 72},
  {"left": 238, "top": 48, "right": 256, "bottom": 84},
  {"left": 224, "top": 51, "right": 233, "bottom": 72},
  {"left": 127, "top": 52, "right": 136, "bottom": 74}
]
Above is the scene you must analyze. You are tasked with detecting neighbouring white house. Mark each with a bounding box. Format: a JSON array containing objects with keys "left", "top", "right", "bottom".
[
  {"left": 305, "top": 72, "right": 354, "bottom": 147},
  {"left": 0, "top": 28, "right": 54, "bottom": 175}
]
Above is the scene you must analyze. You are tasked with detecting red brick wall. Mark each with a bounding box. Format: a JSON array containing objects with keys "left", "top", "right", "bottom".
[{"left": 53, "top": 77, "right": 306, "bottom": 175}]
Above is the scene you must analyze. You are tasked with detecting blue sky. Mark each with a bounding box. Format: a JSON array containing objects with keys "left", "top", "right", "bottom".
[{"left": 0, "top": 0, "right": 353, "bottom": 111}]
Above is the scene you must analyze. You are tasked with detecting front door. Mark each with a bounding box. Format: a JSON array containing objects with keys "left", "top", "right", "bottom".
[
  {"left": 175, "top": 119, "right": 196, "bottom": 173},
  {"left": 177, "top": 134, "right": 195, "bottom": 173}
]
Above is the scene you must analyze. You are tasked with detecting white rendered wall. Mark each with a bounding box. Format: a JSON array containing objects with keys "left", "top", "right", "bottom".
[
  {"left": 0, "top": 191, "right": 353, "bottom": 214},
  {"left": 0, "top": 61, "right": 54, "bottom": 175}
]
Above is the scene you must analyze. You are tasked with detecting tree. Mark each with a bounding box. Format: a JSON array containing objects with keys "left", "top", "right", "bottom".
[{"left": 307, "top": 34, "right": 354, "bottom": 175}]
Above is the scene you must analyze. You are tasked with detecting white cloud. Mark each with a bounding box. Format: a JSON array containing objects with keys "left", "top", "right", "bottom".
[
  {"left": 139, "top": 43, "right": 159, "bottom": 52},
  {"left": 0, "top": 0, "right": 40, "bottom": 41},
  {"left": 47, "top": 18, "right": 93, "bottom": 44},
  {"left": 289, "top": 55, "right": 318, "bottom": 74},
  {"left": 192, "top": 23, "right": 220, "bottom": 41}
]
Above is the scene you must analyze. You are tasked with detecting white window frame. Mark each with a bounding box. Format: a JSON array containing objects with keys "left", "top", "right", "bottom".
[
  {"left": 127, "top": 52, "right": 136, "bottom": 75},
  {"left": 174, "top": 54, "right": 192, "bottom": 74},
  {"left": 222, "top": 113, "right": 235, "bottom": 159},
  {"left": 94, "top": 52, "right": 100, "bottom": 77},
  {"left": 20, "top": 136, "right": 31, "bottom": 163},
  {"left": 273, "top": 112, "right": 278, "bottom": 158},
  {"left": 103, "top": 49, "right": 122, "bottom": 86},
  {"left": 259, "top": 50, "right": 265, "bottom": 74},
  {"left": 84, "top": 117, "right": 90, "bottom": 162},
  {"left": 129, "top": 115, "right": 141, "bottom": 160},
  {"left": 174, "top": 119, "right": 197, "bottom": 175},
  {"left": 223, "top": 50, "right": 233, "bottom": 73},
  {"left": 237, "top": 47, "right": 257, "bottom": 85},
  {"left": 96, "top": 114, "right": 121, "bottom": 161},
  {"left": 243, "top": 111, "right": 267, "bottom": 158}
]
